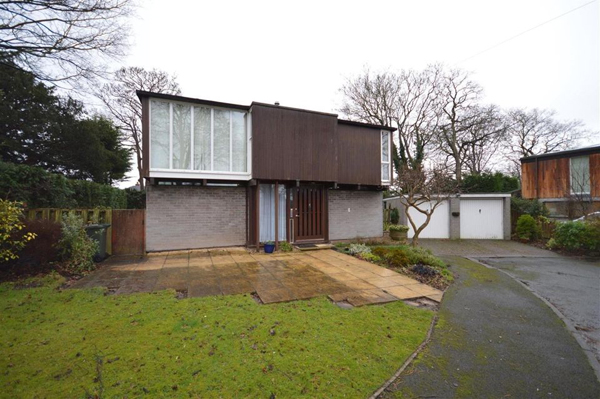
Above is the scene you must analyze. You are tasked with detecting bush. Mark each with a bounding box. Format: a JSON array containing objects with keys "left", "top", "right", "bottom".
[
  {"left": 390, "top": 208, "right": 400, "bottom": 225},
  {"left": 348, "top": 243, "right": 371, "bottom": 256},
  {"left": 57, "top": 214, "right": 98, "bottom": 274},
  {"left": 360, "top": 253, "right": 381, "bottom": 263},
  {"left": 16, "top": 219, "right": 62, "bottom": 267},
  {"left": 0, "top": 200, "right": 37, "bottom": 262},
  {"left": 461, "top": 172, "right": 519, "bottom": 193},
  {"left": 516, "top": 214, "right": 541, "bottom": 241},
  {"left": 552, "top": 220, "right": 600, "bottom": 252},
  {"left": 0, "top": 161, "right": 126, "bottom": 209},
  {"left": 279, "top": 241, "right": 293, "bottom": 252},
  {"left": 402, "top": 246, "right": 446, "bottom": 268},
  {"left": 389, "top": 224, "right": 409, "bottom": 232},
  {"left": 125, "top": 188, "right": 146, "bottom": 209},
  {"left": 511, "top": 197, "right": 548, "bottom": 218}
]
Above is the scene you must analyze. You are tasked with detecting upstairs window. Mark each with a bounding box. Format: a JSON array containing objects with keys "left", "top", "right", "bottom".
[
  {"left": 150, "top": 99, "right": 248, "bottom": 173},
  {"left": 570, "top": 155, "right": 590, "bottom": 194},
  {"left": 381, "top": 130, "right": 391, "bottom": 182}
]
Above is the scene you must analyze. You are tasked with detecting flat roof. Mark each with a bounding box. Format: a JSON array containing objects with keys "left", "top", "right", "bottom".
[
  {"left": 136, "top": 90, "right": 396, "bottom": 131},
  {"left": 520, "top": 144, "right": 600, "bottom": 162}
]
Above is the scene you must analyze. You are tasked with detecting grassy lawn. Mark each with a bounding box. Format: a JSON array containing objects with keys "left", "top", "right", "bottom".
[{"left": 1, "top": 275, "right": 433, "bottom": 398}]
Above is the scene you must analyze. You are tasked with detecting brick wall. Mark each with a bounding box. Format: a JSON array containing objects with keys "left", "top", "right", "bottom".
[
  {"left": 328, "top": 190, "right": 383, "bottom": 240},
  {"left": 146, "top": 185, "right": 246, "bottom": 251}
]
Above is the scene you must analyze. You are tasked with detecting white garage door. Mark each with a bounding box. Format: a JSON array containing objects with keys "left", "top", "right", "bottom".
[
  {"left": 460, "top": 199, "right": 503, "bottom": 239},
  {"left": 407, "top": 200, "right": 449, "bottom": 239}
]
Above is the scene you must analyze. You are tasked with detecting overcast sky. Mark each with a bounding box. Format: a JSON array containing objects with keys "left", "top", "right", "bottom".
[{"left": 117, "top": 0, "right": 599, "bottom": 186}]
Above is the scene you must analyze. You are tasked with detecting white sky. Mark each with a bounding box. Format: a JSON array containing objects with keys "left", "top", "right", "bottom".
[{"left": 117, "top": 0, "right": 600, "bottom": 186}]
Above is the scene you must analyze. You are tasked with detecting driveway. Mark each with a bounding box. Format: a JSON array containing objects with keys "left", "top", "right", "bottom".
[
  {"left": 420, "top": 239, "right": 600, "bottom": 378},
  {"left": 71, "top": 249, "right": 442, "bottom": 306},
  {"left": 384, "top": 256, "right": 600, "bottom": 398}
]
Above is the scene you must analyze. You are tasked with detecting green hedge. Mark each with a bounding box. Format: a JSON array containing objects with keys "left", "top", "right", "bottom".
[
  {"left": 0, "top": 161, "right": 127, "bottom": 209},
  {"left": 461, "top": 172, "right": 519, "bottom": 193}
]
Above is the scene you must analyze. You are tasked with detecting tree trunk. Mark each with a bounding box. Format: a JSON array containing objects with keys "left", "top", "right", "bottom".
[{"left": 136, "top": 148, "right": 144, "bottom": 190}]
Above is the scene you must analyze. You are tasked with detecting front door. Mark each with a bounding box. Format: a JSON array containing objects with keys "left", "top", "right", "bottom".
[{"left": 289, "top": 186, "right": 327, "bottom": 242}]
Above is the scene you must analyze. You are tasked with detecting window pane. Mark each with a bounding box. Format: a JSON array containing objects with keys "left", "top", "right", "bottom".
[
  {"left": 382, "top": 131, "right": 389, "bottom": 162},
  {"left": 172, "top": 104, "right": 191, "bottom": 170},
  {"left": 150, "top": 100, "right": 170, "bottom": 169},
  {"left": 382, "top": 163, "right": 390, "bottom": 181},
  {"left": 259, "top": 184, "right": 275, "bottom": 242},
  {"left": 213, "top": 109, "right": 230, "bottom": 171},
  {"left": 193, "top": 107, "right": 211, "bottom": 170},
  {"left": 571, "top": 156, "right": 590, "bottom": 193},
  {"left": 232, "top": 111, "right": 247, "bottom": 172}
]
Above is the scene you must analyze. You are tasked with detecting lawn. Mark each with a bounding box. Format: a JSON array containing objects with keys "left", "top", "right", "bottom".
[{"left": 0, "top": 274, "right": 433, "bottom": 398}]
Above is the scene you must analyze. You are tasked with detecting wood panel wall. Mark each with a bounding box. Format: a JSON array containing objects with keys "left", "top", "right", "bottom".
[
  {"left": 590, "top": 153, "right": 600, "bottom": 197},
  {"left": 251, "top": 105, "right": 339, "bottom": 182},
  {"left": 522, "top": 157, "right": 576, "bottom": 198},
  {"left": 337, "top": 124, "right": 381, "bottom": 185}
]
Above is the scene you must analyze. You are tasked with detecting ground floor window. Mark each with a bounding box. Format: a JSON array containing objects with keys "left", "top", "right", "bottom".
[{"left": 259, "top": 184, "right": 287, "bottom": 242}]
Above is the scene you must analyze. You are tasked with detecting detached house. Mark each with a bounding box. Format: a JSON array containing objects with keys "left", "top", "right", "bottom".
[
  {"left": 521, "top": 145, "right": 600, "bottom": 218},
  {"left": 137, "top": 91, "right": 395, "bottom": 251}
]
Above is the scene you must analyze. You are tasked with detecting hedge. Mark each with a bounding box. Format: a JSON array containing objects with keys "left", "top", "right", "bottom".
[
  {"left": 461, "top": 172, "right": 519, "bottom": 193},
  {"left": 0, "top": 161, "right": 127, "bottom": 209}
]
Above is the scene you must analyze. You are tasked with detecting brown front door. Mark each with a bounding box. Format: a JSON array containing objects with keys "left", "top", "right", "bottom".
[{"left": 290, "top": 186, "right": 327, "bottom": 242}]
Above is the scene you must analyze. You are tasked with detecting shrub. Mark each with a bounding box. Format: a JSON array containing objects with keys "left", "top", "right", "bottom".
[
  {"left": 402, "top": 246, "right": 446, "bottom": 268},
  {"left": 57, "top": 214, "right": 98, "bottom": 274},
  {"left": 389, "top": 224, "right": 409, "bottom": 232},
  {"left": 410, "top": 264, "right": 440, "bottom": 276},
  {"left": 552, "top": 221, "right": 600, "bottom": 252},
  {"left": 461, "top": 172, "right": 519, "bottom": 193},
  {"left": 17, "top": 219, "right": 62, "bottom": 267},
  {"left": 279, "top": 241, "right": 293, "bottom": 252},
  {"left": 360, "top": 253, "right": 381, "bottom": 263},
  {"left": 511, "top": 197, "right": 548, "bottom": 218},
  {"left": 0, "top": 161, "right": 126, "bottom": 209},
  {"left": 0, "top": 200, "right": 37, "bottom": 262},
  {"left": 125, "top": 188, "right": 146, "bottom": 209},
  {"left": 390, "top": 208, "right": 400, "bottom": 225},
  {"left": 348, "top": 243, "right": 371, "bottom": 256},
  {"left": 516, "top": 214, "right": 541, "bottom": 241}
]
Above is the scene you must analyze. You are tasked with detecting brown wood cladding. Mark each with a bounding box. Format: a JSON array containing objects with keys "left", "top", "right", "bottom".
[
  {"left": 251, "top": 105, "right": 338, "bottom": 182},
  {"left": 337, "top": 124, "right": 381, "bottom": 185},
  {"left": 591, "top": 153, "right": 600, "bottom": 197},
  {"left": 521, "top": 154, "right": 600, "bottom": 198}
]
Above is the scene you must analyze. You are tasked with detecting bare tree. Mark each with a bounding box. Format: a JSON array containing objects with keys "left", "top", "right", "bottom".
[
  {"left": 395, "top": 165, "right": 457, "bottom": 246},
  {"left": 0, "top": 0, "right": 134, "bottom": 85},
  {"left": 340, "top": 65, "right": 443, "bottom": 171},
  {"left": 503, "top": 108, "right": 589, "bottom": 174},
  {"left": 98, "top": 67, "right": 181, "bottom": 189},
  {"left": 435, "top": 68, "right": 500, "bottom": 183},
  {"left": 462, "top": 106, "right": 507, "bottom": 175}
]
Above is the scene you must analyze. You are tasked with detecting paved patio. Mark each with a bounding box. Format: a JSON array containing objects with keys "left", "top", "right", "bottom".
[{"left": 71, "top": 249, "right": 442, "bottom": 306}]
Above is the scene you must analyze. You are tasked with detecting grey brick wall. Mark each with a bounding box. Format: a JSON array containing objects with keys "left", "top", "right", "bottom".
[
  {"left": 329, "top": 190, "right": 383, "bottom": 240},
  {"left": 146, "top": 185, "right": 246, "bottom": 251}
]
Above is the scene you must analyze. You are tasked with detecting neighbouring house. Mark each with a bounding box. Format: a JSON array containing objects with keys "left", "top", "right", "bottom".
[
  {"left": 137, "top": 91, "right": 395, "bottom": 251},
  {"left": 521, "top": 145, "right": 600, "bottom": 219}
]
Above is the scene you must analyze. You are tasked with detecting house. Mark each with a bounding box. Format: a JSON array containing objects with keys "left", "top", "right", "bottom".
[
  {"left": 521, "top": 145, "right": 600, "bottom": 218},
  {"left": 137, "top": 91, "right": 395, "bottom": 251}
]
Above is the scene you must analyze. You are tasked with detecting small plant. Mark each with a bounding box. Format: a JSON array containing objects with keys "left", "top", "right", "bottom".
[
  {"left": 546, "top": 237, "right": 558, "bottom": 250},
  {"left": 410, "top": 264, "right": 439, "bottom": 276},
  {"left": 388, "top": 224, "right": 409, "bottom": 232},
  {"left": 390, "top": 208, "right": 400, "bottom": 225},
  {"left": 0, "top": 199, "right": 36, "bottom": 262},
  {"left": 515, "top": 214, "right": 541, "bottom": 241},
  {"left": 348, "top": 243, "right": 371, "bottom": 256},
  {"left": 279, "top": 241, "right": 293, "bottom": 252},
  {"left": 57, "top": 214, "right": 98, "bottom": 274},
  {"left": 552, "top": 220, "right": 600, "bottom": 252},
  {"left": 359, "top": 252, "right": 381, "bottom": 263}
]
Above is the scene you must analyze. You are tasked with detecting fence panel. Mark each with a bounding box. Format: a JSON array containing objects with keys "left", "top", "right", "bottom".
[
  {"left": 111, "top": 210, "right": 145, "bottom": 255},
  {"left": 27, "top": 208, "right": 113, "bottom": 255}
]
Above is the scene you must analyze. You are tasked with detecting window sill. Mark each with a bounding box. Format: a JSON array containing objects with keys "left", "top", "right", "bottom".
[{"left": 149, "top": 169, "right": 252, "bottom": 181}]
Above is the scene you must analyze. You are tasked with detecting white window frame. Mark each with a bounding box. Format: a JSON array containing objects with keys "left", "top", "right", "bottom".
[
  {"left": 148, "top": 98, "right": 252, "bottom": 181},
  {"left": 570, "top": 155, "right": 590, "bottom": 195},
  {"left": 381, "top": 130, "right": 391, "bottom": 184}
]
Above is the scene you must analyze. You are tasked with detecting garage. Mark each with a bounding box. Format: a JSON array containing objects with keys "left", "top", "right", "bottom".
[
  {"left": 406, "top": 200, "right": 450, "bottom": 239},
  {"left": 460, "top": 196, "right": 505, "bottom": 239},
  {"left": 384, "top": 194, "right": 510, "bottom": 240}
]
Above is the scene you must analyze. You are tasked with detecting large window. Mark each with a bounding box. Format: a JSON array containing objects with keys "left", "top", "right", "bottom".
[
  {"left": 381, "top": 130, "right": 391, "bottom": 182},
  {"left": 570, "top": 155, "right": 590, "bottom": 194},
  {"left": 150, "top": 99, "right": 249, "bottom": 174}
]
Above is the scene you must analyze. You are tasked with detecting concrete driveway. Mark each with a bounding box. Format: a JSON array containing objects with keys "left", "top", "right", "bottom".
[{"left": 421, "top": 239, "right": 600, "bottom": 378}]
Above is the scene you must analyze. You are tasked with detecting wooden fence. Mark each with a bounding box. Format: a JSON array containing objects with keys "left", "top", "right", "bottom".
[{"left": 26, "top": 208, "right": 146, "bottom": 256}]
